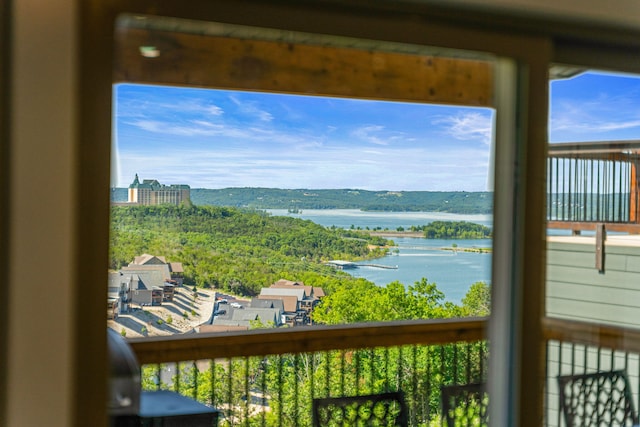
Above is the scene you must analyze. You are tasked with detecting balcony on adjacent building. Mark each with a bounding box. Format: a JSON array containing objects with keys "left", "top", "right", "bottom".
[{"left": 547, "top": 140, "right": 640, "bottom": 234}]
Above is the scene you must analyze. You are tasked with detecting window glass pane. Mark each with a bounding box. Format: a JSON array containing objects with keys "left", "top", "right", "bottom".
[
  {"left": 110, "top": 16, "right": 496, "bottom": 335},
  {"left": 546, "top": 67, "right": 640, "bottom": 426},
  {"left": 111, "top": 84, "right": 495, "bottom": 326},
  {"left": 108, "top": 14, "right": 506, "bottom": 427}
]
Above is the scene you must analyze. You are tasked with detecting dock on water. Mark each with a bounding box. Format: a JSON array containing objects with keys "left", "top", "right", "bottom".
[
  {"left": 356, "top": 263, "right": 398, "bottom": 269},
  {"left": 325, "top": 260, "right": 398, "bottom": 270}
]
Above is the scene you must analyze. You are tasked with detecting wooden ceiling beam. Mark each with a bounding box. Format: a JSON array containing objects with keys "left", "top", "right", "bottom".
[{"left": 114, "top": 28, "right": 493, "bottom": 107}]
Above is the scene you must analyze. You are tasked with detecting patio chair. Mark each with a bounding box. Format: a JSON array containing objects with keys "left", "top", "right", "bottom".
[
  {"left": 441, "top": 382, "right": 488, "bottom": 427},
  {"left": 557, "top": 369, "right": 639, "bottom": 426},
  {"left": 312, "top": 391, "right": 407, "bottom": 427}
]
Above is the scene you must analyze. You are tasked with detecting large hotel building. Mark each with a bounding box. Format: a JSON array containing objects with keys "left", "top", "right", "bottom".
[{"left": 127, "top": 174, "right": 191, "bottom": 206}]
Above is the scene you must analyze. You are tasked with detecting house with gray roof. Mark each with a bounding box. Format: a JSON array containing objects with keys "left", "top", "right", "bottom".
[
  {"left": 257, "top": 295, "right": 297, "bottom": 312},
  {"left": 271, "top": 279, "right": 325, "bottom": 298},
  {"left": 120, "top": 265, "right": 169, "bottom": 306},
  {"left": 130, "top": 253, "right": 184, "bottom": 285},
  {"left": 208, "top": 305, "right": 282, "bottom": 329},
  {"left": 231, "top": 307, "right": 282, "bottom": 326},
  {"left": 258, "top": 279, "right": 326, "bottom": 326},
  {"left": 260, "top": 287, "right": 307, "bottom": 301},
  {"left": 108, "top": 271, "right": 135, "bottom": 314},
  {"left": 251, "top": 298, "right": 285, "bottom": 312}
]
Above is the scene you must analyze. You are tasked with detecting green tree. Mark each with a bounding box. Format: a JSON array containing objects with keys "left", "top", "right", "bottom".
[
  {"left": 312, "top": 277, "right": 457, "bottom": 324},
  {"left": 422, "top": 221, "right": 491, "bottom": 239},
  {"left": 461, "top": 281, "right": 491, "bottom": 316}
]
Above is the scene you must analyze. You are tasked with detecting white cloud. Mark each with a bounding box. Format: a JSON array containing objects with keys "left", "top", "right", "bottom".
[
  {"left": 206, "top": 105, "right": 224, "bottom": 116},
  {"left": 553, "top": 117, "right": 640, "bottom": 133},
  {"left": 230, "top": 95, "right": 273, "bottom": 122},
  {"left": 551, "top": 101, "right": 640, "bottom": 134},
  {"left": 137, "top": 99, "right": 224, "bottom": 116},
  {"left": 433, "top": 111, "right": 492, "bottom": 144},
  {"left": 352, "top": 125, "right": 403, "bottom": 146},
  {"left": 191, "top": 120, "right": 222, "bottom": 128},
  {"left": 128, "top": 120, "right": 164, "bottom": 133},
  {"left": 162, "top": 99, "right": 224, "bottom": 117},
  {"left": 117, "top": 140, "right": 492, "bottom": 191},
  {"left": 127, "top": 120, "right": 219, "bottom": 137},
  {"left": 352, "top": 125, "right": 385, "bottom": 145},
  {"left": 126, "top": 115, "right": 330, "bottom": 152},
  {"left": 127, "top": 119, "right": 264, "bottom": 140}
]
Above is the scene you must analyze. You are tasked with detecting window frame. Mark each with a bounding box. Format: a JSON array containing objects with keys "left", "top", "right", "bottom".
[{"left": 76, "top": 1, "right": 640, "bottom": 425}]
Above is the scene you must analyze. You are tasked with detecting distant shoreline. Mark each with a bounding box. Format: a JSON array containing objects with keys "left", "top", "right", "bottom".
[
  {"left": 110, "top": 187, "right": 493, "bottom": 214},
  {"left": 367, "top": 230, "right": 492, "bottom": 253},
  {"left": 368, "top": 231, "right": 424, "bottom": 238}
]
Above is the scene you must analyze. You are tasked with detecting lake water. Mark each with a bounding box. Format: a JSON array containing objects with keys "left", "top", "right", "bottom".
[{"left": 266, "top": 209, "right": 492, "bottom": 304}]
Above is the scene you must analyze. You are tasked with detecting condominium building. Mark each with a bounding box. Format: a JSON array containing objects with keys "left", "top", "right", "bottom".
[{"left": 127, "top": 174, "right": 191, "bottom": 206}]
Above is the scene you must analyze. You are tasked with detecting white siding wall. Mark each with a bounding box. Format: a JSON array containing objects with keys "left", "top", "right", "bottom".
[
  {"left": 547, "top": 236, "right": 640, "bottom": 328},
  {"left": 546, "top": 236, "right": 640, "bottom": 426}
]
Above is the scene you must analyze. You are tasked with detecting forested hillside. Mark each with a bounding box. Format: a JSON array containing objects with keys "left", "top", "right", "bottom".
[
  {"left": 110, "top": 205, "right": 490, "bottom": 323},
  {"left": 111, "top": 187, "right": 492, "bottom": 213},
  {"left": 110, "top": 205, "right": 389, "bottom": 296}
]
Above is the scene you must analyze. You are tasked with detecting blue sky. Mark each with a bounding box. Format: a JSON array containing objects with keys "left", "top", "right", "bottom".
[
  {"left": 113, "top": 71, "right": 640, "bottom": 191},
  {"left": 550, "top": 71, "right": 640, "bottom": 142}
]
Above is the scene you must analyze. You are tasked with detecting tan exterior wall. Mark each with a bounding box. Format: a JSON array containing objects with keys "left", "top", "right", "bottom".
[
  {"left": 7, "top": 0, "right": 78, "bottom": 425},
  {"left": 128, "top": 185, "right": 189, "bottom": 206}
]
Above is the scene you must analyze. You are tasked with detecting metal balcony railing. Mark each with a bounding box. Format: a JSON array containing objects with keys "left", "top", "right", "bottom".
[
  {"left": 544, "top": 318, "right": 640, "bottom": 427},
  {"left": 547, "top": 140, "right": 640, "bottom": 233},
  {"left": 129, "top": 318, "right": 488, "bottom": 426}
]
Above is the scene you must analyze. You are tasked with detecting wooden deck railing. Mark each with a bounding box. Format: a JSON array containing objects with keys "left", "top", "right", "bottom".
[
  {"left": 129, "top": 318, "right": 487, "bottom": 364},
  {"left": 543, "top": 317, "right": 640, "bottom": 354}
]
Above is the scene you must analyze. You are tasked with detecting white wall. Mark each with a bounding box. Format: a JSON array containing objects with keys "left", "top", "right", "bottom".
[{"left": 7, "top": 0, "right": 77, "bottom": 425}]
